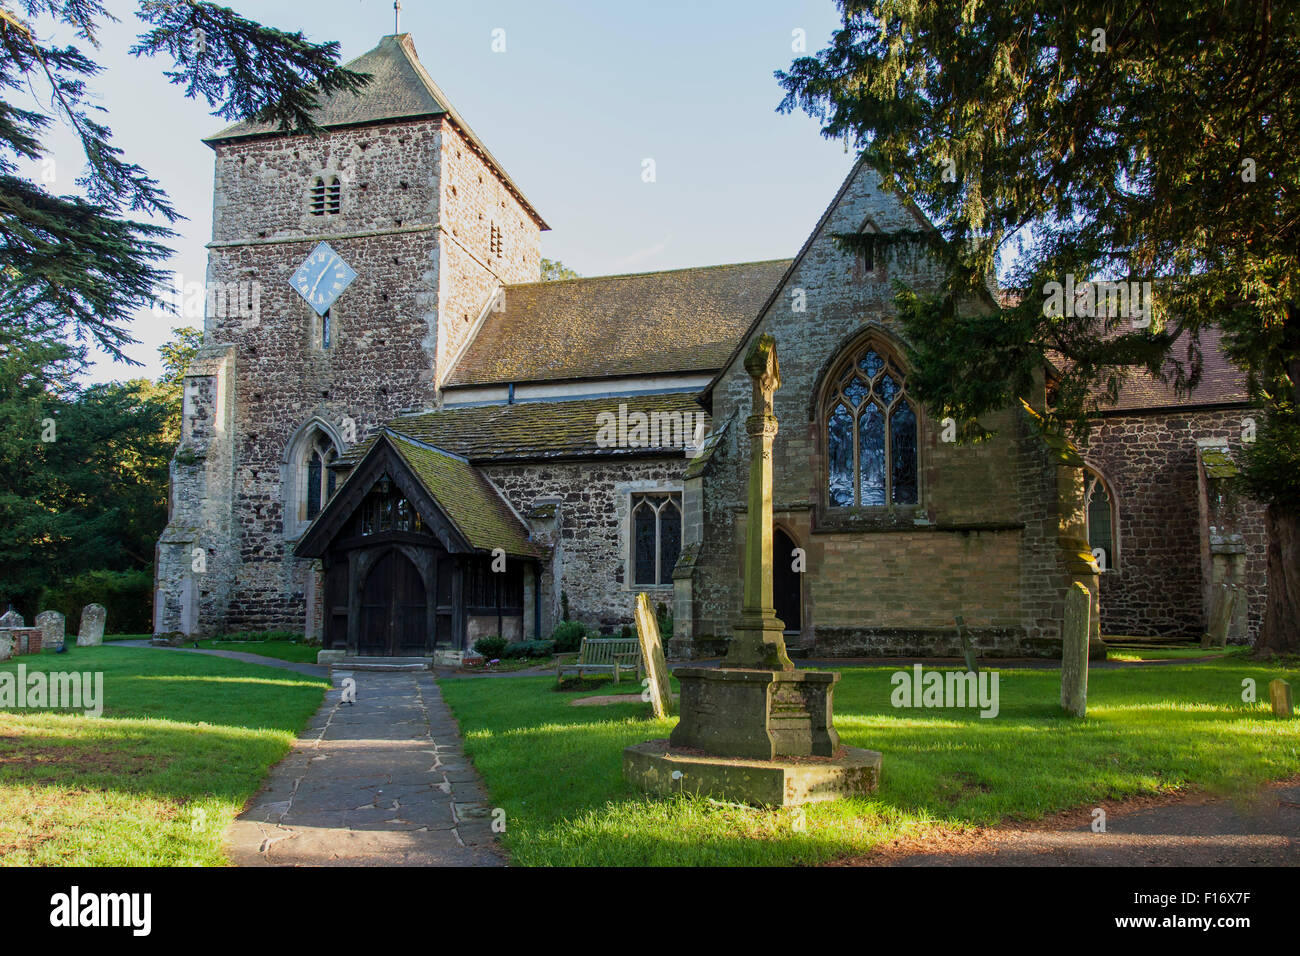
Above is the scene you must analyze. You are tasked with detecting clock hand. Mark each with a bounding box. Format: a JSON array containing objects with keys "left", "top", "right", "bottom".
[{"left": 308, "top": 258, "right": 334, "bottom": 300}]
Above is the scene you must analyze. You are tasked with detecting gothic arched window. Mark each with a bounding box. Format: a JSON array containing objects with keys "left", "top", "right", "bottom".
[
  {"left": 631, "top": 492, "right": 681, "bottom": 586},
  {"left": 822, "top": 339, "right": 919, "bottom": 508},
  {"left": 304, "top": 433, "right": 339, "bottom": 520},
  {"left": 1084, "top": 467, "right": 1117, "bottom": 571}
]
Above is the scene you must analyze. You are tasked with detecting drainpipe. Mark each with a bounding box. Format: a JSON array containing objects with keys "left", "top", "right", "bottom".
[{"left": 507, "top": 382, "right": 515, "bottom": 405}]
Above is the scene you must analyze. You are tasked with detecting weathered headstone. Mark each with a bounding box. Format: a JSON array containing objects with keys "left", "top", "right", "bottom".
[
  {"left": 0, "top": 632, "right": 13, "bottom": 662},
  {"left": 1201, "top": 583, "right": 1239, "bottom": 649},
  {"left": 634, "top": 592, "right": 673, "bottom": 719},
  {"left": 0, "top": 607, "right": 24, "bottom": 628},
  {"left": 35, "top": 610, "right": 65, "bottom": 652},
  {"left": 76, "top": 603, "right": 106, "bottom": 647},
  {"left": 1270, "top": 679, "right": 1294, "bottom": 718},
  {"left": 1060, "top": 581, "right": 1090, "bottom": 717}
]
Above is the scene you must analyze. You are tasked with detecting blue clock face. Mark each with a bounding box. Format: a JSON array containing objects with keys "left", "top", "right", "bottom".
[{"left": 290, "top": 241, "right": 357, "bottom": 316}]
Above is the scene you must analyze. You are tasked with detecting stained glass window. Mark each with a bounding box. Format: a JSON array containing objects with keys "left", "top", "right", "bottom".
[{"left": 823, "top": 341, "right": 920, "bottom": 508}]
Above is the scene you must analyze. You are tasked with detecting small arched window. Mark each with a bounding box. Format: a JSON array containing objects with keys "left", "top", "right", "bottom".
[
  {"left": 632, "top": 492, "right": 681, "bottom": 586},
  {"left": 823, "top": 340, "right": 919, "bottom": 508},
  {"left": 1084, "top": 467, "right": 1116, "bottom": 571},
  {"left": 304, "top": 433, "right": 339, "bottom": 520}
]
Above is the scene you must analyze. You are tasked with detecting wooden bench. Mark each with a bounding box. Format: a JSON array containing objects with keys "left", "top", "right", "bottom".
[{"left": 556, "top": 637, "right": 643, "bottom": 686}]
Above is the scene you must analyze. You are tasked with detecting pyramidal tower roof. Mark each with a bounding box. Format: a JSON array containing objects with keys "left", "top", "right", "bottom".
[{"left": 205, "top": 34, "right": 546, "bottom": 227}]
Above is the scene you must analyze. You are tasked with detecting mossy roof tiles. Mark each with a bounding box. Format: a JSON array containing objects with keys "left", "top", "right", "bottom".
[
  {"left": 387, "top": 434, "right": 539, "bottom": 557},
  {"left": 444, "top": 259, "right": 792, "bottom": 387},
  {"left": 342, "top": 392, "right": 706, "bottom": 465}
]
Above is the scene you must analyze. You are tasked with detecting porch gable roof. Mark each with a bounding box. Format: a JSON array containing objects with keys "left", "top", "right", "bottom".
[{"left": 294, "top": 430, "right": 540, "bottom": 560}]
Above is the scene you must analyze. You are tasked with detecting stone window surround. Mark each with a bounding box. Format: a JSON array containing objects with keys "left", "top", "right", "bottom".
[
  {"left": 282, "top": 416, "right": 349, "bottom": 542},
  {"left": 814, "top": 329, "right": 926, "bottom": 526},
  {"left": 615, "top": 479, "right": 681, "bottom": 594},
  {"left": 1083, "top": 461, "right": 1121, "bottom": 572},
  {"left": 303, "top": 166, "right": 349, "bottom": 221}
]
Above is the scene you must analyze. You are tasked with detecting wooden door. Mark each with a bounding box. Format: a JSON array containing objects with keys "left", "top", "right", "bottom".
[{"left": 359, "top": 550, "right": 428, "bottom": 656}]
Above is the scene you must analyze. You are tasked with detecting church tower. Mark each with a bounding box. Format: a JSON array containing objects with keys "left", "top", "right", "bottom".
[{"left": 153, "top": 34, "right": 547, "bottom": 636}]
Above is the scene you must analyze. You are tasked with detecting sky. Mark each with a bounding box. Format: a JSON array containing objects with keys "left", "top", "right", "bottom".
[{"left": 21, "top": 0, "right": 855, "bottom": 383}]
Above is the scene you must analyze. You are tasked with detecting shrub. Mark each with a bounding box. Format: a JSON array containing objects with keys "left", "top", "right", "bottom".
[
  {"left": 655, "top": 601, "right": 674, "bottom": 639},
  {"left": 502, "top": 639, "right": 555, "bottom": 659},
  {"left": 551, "top": 620, "right": 587, "bottom": 653},
  {"left": 41, "top": 569, "right": 153, "bottom": 634},
  {"left": 620, "top": 624, "right": 633, "bottom": 639},
  {"left": 473, "top": 635, "right": 508, "bottom": 659}
]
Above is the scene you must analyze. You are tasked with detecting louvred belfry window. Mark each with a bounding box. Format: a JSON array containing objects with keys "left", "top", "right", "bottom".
[{"left": 824, "top": 342, "right": 919, "bottom": 508}]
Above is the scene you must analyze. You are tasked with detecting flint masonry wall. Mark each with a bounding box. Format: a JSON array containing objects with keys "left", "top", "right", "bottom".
[
  {"left": 1085, "top": 405, "right": 1266, "bottom": 640},
  {"left": 482, "top": 454, "right": 691, "bottom": 636},
  {"left": 156, "top": 114, "right": 544, "bottom": 634},
  {"left": 686, "top": 164, "right": 1070, "bottom": 657}
]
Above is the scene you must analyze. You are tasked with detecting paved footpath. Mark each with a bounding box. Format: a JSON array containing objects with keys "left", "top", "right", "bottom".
[
  {"left": 851, "top": 778, "right": 1300, "bottom": 867},
  {"left": 225, "top": 669, "right": 504, "bottom": 866}
]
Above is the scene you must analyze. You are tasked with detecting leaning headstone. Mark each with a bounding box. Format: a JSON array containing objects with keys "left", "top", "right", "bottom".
[
  {"left": 1201, "top": 583, "right": 1238, "bottom": 649},
  {"left": 76, "top": 603, "right": 106, "bottom": 647},
  {"left": 0, "top": 607, "right": 24, "bottom": 629},
  {"left": 634, "top": 592, "right": 674, "bottom": 719},
  {"left": 1270, "top": 679, "right": 1294, "bottom": 718},
  {"left": 35, "top": 610, "right": 65, "bottom": 652},
  {"left": 1060, "top": 582, "right": 1090, "bottom": 717}
]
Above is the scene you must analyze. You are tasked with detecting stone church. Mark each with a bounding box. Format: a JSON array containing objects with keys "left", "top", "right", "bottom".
[{"left": 153, "top": 34, "right": 1266, "bottom": 658}]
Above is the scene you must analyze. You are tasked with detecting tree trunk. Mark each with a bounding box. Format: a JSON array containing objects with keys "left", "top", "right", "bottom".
[{"left": 1255, "top": 504, "right": 1300, "bottom": 657}]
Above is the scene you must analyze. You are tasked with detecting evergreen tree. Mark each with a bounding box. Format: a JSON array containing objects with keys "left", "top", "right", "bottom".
[{"left": 779, "top": 0, "right": 1299, "bottom": 654}]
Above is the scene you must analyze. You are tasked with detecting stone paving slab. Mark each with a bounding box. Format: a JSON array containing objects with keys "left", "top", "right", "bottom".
[{"left": 225, "top": 672, "right": 505, "bottom": 867}]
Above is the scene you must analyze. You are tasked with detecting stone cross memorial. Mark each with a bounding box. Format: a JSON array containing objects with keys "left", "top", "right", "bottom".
[
  {"left": 76, "top": 603, "right": 106, "bottom": 647},
  {"left": 624, "top": 335, "right": 882, "bottom": 806}
]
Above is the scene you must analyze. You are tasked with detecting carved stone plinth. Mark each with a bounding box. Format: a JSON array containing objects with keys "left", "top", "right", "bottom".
[{"left": 669, "top": 666, "right": 840, "bottom": 760}]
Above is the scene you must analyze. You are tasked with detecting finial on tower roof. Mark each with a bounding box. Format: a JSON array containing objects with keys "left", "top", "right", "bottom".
[{"left": 394, "top": 0, "right": 401, "bottom": 34}]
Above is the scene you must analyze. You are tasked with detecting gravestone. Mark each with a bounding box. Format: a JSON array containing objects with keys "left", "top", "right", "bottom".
[
  {"left": 35, "top": 610, "right": 65, "bottom": 652},
  {"left": 0, "top": 632, "right": 13, "bottom": 662},
  {"left": 1201, "top": 583, "right": 1239, "bottom": 649},
  {"left": 1060, "top": 582, "right": 1090, "bottom": 717},
  {"left": 76, "top": 603, "right": 106, "bottom": 647},
  {"left": 1270, "top": 679, "right": 1294, "bottom": 719},
  {"left": 0, "top": 607, "right": 24, "bottom": 628},
  {"left": 633, "top": 592, "right": 673, "bottom": 719}
]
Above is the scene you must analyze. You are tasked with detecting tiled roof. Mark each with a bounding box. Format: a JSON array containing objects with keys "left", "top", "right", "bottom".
[
  {"left": 387, "top": 434, "right": 540, "bottom": 558},
  {"left": 1105, "top": 326, "right": 1250, "bottom": 411},
  {"left": 204, "top": 34, "right": 545, "bottom": 227},
  {"left": 443, "top": 260, "right": 793, "bottom": 387},
  {"left": 342, "top": 392, "right": 707, "bottom": 465}
]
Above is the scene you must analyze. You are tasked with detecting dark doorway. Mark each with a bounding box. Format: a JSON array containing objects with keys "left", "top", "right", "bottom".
[
  {"left": 772, "top": 527, "right": 802, "bottom": 634},
  {"left": 359, "top": 550, "right": 429, "bottom": 656},
  {"left": 323, "top": 559, "right": 348, "bottom": 649}
]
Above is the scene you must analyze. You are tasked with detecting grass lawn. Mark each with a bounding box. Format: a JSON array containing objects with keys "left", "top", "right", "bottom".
[
  {"left": 439, "top": 657, "right": 1300, "bottom": 866},
  {"left": 1105, "top": 646, "right": 1250, "bottom": 662},
  {"left": 0, "top": 645, "right": 328, "bottom": 865},
  {"left": 192, "top": 638, "right": 320, "bottom": 664}
]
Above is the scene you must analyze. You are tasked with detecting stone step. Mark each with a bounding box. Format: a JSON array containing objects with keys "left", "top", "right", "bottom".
[{"left": 332, "top": 656, "right": 432, "bottom": 672}]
